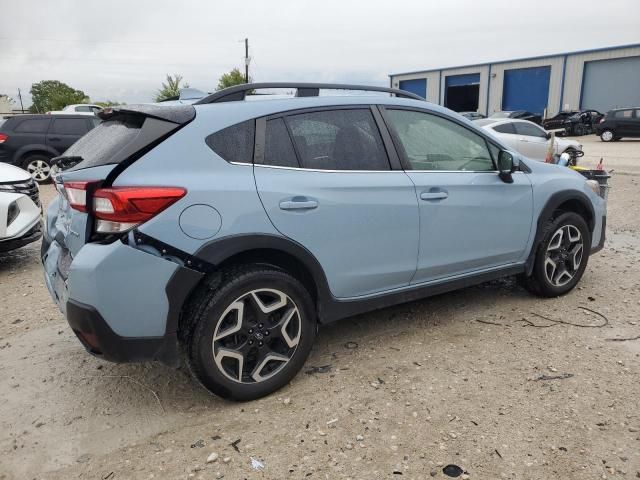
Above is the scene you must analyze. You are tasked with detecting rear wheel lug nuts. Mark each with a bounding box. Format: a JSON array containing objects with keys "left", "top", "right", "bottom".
[
  {"left": 249, "top": 340, "right": 254, "bottom": 345},
  {"left": 248, "top": 329, "right": 253, "bottom": 334},
  {"left": 258, "top": 323, "right": 264, "bottom": 329},
  {"left": 258, "top": 341, "right": 263, "bottom": 346}
]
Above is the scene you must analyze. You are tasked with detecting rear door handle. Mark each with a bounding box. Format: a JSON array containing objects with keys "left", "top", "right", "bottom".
[
  {"left": 420, "top": 191, "right": 448, "bottom": 201},
  {"left": 279, "top": 198, "right": 318, "bottom": 210},
  {"left": 49, "top": 137, "right": 61, "bottom": 141}
]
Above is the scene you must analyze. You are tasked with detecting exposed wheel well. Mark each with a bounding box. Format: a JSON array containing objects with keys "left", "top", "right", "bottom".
[
  {"left": 20, "top": 150, "right": 54, "bottom": 163},
  {"left": 217, "top": 248, "right": 319, "bottom": 304},
  {"left": 553, "top": 199, "right": 594, "bottom": 232}
]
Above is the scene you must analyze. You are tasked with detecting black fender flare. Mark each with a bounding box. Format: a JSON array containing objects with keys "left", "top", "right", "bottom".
[
  {"left": 163, "top": 233, "right": 334, "bottom": 334},
  {"left": 525, "top": 190, "right": 595, "bottom": 275}
]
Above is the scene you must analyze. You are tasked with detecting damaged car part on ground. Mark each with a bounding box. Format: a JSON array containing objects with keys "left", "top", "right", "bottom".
[{"left": 41, "top": 82, "right": 607, "bottom": 401}]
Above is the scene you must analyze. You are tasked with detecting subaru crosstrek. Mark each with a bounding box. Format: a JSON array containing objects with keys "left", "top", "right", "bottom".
[{"left": 41, "top": 83, "right": 607, "bottom": 400}]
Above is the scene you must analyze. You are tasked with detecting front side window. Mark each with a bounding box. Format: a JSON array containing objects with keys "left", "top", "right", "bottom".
[
  {"left": 285, "top": 109, "right": 390, "bottom": 170},
  {"left": 51, "top": 118, "right": 88, "bottom": 135},
  {"left": 386, "top": 109, "right": 494, "bottom": 171},
  {"left": 206, "top": 120, "right": 255, "bottom": 163},
  {"left": 514, "top": 122, "right": 546, "bottom": 138}
]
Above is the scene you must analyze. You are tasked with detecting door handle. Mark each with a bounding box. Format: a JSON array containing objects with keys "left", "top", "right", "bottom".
[
  {"left": 279, "top": 198, "right": 318, "bottom": 210},
  {"left": 49, "top": 137, "right": 61, "bottom": 141},
  {"left": 420, "top": 191, "right": 448, "bottom": 201}
]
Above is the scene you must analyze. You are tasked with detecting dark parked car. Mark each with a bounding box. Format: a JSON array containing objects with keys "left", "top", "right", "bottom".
[
  {"left": 0, "top": 114, "right": 99, "bottom": 182},
  {"left": 595, "top": 107, "right": 640, "bottom": 142},
  {"left": 490, "top": 110, "right": 542, "bottom": 125},
  {"left": 543, "top": 110, "right": 603, "bottom": 136},
  {"left": 460, "top": 111, "right": 485, "bottom": 120}
]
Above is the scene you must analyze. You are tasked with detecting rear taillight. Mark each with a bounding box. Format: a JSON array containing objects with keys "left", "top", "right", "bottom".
[
  {"left": 64, "top": 181, "right": 91, "bottom": 212},
  {"left": 63, "top": 182, "right": 186, "bottom": 234},
  {"left": 0, "top": 133, "right": 8, "bottom": 144},
  {"left": 93, "top": 186, "right": 186, "bottom": 233},
  {"left": 599, "top": 117, "right": 605, "bottom": 123}
]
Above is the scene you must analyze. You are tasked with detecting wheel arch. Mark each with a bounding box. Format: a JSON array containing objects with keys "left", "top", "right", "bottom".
[
  {"left": 15, "top": 145, "right": 58, "bottom": 164},
  {"left": 525, "top": 190, "right": 595, "bottom": 275},
  {"left": 171, "top": 234, "right": 333, "bottom": 340}
]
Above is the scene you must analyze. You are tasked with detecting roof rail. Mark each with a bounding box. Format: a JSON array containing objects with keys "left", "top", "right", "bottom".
[{"left": 194, "top": 82, "right": 425, "bottom": 104}]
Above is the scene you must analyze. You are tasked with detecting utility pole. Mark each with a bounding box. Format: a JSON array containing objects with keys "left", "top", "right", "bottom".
[
  {"left": 17, "top": 88, "right": 25, "bottom": 113},
  {"left": 244, "top": 38, "right": 249, "bottom": 83}
]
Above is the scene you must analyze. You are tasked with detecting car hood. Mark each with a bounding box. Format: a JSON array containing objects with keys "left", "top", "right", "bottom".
[{"left": 0, "top": 163, "right": 31, "bottom": 183}]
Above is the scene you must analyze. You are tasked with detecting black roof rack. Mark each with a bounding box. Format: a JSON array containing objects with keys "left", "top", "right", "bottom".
[{"left": 194, "top": 82, "right": 425, "bottom": 105}]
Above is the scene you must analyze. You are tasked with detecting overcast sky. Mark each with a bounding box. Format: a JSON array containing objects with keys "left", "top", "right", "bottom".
[{"left": 1, "top": 0, "right": 639, "bottom": 106}]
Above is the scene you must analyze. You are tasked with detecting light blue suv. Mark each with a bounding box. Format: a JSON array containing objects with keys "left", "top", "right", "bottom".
[{"left": 41, "top": 83, "right": 607, "bottom": 400}]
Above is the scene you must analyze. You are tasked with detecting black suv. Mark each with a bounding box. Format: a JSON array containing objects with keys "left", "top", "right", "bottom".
[
  {"left": 595, "top": 107, "right": 640, "bottom": 142},
  {"left": 0, "top": 114, "right": 99, "bottom": 182}
]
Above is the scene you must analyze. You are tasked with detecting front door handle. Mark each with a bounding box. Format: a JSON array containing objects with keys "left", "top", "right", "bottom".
[
  {"left": 420, "top": 191, "right": 448, "bottom": 201},
  {"left": 49, "top": 137, "right": 61, "bottom": 141},
  {"left": 279, "top": 197, "right": 318, "bottom": 210}
]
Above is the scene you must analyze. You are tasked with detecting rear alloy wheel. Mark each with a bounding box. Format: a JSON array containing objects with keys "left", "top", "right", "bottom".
[
  {"left": 23, "top": 155, "right": 52, "bottom": 183},
  {"left": 185, "top": 266, "right": 316, "bottom": 400},
  {"left": 520, "top": 212, "right": 591, "bottom": 297},
  {"left": 600, "top": 130, "right": 614, "bottom": 142}
]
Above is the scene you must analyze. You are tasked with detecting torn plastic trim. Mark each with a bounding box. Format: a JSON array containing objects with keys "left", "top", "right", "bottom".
[{"left": 126, "top": 230, "right": 216, "bottom": 274}]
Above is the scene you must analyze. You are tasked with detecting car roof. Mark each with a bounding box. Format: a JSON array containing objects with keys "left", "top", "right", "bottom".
[{"left": 475, "top": 117, "right": 541, "bottom": 128}]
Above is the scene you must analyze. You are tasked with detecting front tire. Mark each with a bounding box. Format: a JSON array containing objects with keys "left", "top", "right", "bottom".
[
  {"left": 521, "top": 212, "right": 591, "bottom": 297},
  {"left": 600, "top": 130, "right": 614, "bottom": 142},
  {"left": 184, "top": 265, "right": 316, "bottom": 401}
]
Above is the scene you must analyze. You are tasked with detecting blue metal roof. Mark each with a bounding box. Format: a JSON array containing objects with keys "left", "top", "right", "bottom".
[{"left": 390, "top": 42, "right": 640, "bottom": 77}]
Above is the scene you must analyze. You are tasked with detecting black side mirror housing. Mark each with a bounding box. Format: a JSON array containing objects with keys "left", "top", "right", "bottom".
[{"left": 498, "top": 151, "right": 514, "bottom": 183}]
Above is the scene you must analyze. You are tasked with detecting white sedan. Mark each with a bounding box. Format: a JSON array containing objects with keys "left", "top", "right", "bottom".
[{"left": 474, "top": 118, "right": 582, "bottom": 161}]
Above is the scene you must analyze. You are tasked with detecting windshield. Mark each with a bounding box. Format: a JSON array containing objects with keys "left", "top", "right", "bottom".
[{"left": 490, "top": 112, "right": 511, "bottom": 118}]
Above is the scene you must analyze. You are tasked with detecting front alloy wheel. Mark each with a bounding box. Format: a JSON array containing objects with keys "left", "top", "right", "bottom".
[{"left": 544, "top": 225, "right": 584, "bottom": 287}]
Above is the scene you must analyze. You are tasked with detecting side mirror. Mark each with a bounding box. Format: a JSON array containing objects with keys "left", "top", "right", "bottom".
[
  {"left": 497, "top": 151, "right": 514, "bottom": 183},
  {"left": 545, "top": 132, "right": 552, "bottom": 140}
]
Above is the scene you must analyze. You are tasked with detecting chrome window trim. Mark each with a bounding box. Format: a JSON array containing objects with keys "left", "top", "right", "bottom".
[{"left": 252, "top": 163, "right": 502, "bottom": 174}]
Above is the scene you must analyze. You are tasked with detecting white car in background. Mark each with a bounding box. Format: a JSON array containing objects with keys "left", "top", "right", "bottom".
[
  {"left": 0, "top": 163, "right": 42, "bottom": 253},
  {"left": 47, "top": 104, "right": 103, "bottom": 115},
  {"left": 475, "top": 118, "right": 582, "bottom": 161}
]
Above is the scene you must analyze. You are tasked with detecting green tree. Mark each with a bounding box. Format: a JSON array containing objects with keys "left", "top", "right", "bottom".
[
  {"left": 155, "top": 74, "right": 188, "bottom": 102},
  {"left": 29, "top": 80, "right": 89, "bottom": 113},
  {"left": 216, "top": 68, "right": 248, "bottom": 90}
]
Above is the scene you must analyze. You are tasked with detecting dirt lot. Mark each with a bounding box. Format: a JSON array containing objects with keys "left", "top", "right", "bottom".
[{"left": 1, "top": 135, "right": 639, "bottom": 480}]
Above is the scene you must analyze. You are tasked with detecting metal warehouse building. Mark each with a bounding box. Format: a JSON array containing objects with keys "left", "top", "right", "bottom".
[{"left": 389, "top": 43, "right": 640, "bottom": 118}]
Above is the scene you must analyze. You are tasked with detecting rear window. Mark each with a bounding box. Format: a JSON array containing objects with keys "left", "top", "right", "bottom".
[
  {"left": 51, "top": 118, "right": 88, "bottom": 135},
  {"left": 14, "top": 118, "right": 50, "bottom": 133},
  {"left": 206, "top": 120, "right": 255, "bottom": 163},
  {"left": 63, "top": 115, "right": 142, "bottom": 169}
]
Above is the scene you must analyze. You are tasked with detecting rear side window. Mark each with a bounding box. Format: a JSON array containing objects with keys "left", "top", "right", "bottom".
[
  {"left": 264, "top": 118, "right": 299, "bottom": 168},
  {"left": 63, "top": 115, "right": 142, "bottom": 168},
  {"left": 75, "top": 105, "right": 92, "bottom": 112},
  {"left": 492, "top": 122, "right": 516, "bottom": 134},
  {"left": 206, "top": 120, "right": 255, "bottom": 163},
  {"left": 514, "top": 122, "right": 546, "bottom": 138},
  {"left": 51, "top": 118, "right": 88, "bottom": 135},
  {"left": 14, "top": 118, "right": 50, "bottom": 133},
  {"left": 285, "top": 109, "right": 390, "bottom": 170}
]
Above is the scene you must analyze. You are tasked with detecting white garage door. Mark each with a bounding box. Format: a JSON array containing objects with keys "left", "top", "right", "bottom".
[{"left": 581, "top": 56, "right": 640, "bottom": 112}]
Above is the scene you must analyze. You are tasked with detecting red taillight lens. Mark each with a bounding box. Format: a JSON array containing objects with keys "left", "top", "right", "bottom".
[
  {"left": 64, "top": 181, "right": 91, "bottom": 212},
  {"left": 0, "top": 133, "right": 8, "bottom": 144},
  {"left": 93, "top": 186, "right": 186, "bottom": 233},
  {"left": 599, "top": 117, "right": 605, "bottom": 123}
]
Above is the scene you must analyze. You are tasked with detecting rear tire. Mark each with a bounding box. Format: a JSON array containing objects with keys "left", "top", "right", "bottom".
[
  {"left": 600, "top": 130, "right": 614, "bottom": 142},
  {"left": 22, "top": 154, "right": 53, "bottom": 183},
  {"left": 183, "top": 265, "right": 316, "bottom": 401},
  {"left": 521, "top": 212, "right": 591, "bottom": 297}
]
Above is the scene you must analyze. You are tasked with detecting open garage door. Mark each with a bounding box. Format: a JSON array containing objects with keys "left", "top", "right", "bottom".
[
  {"left": 581, "top": 56, "right": 640, "bottom": 112},
  {"left": 444, "top": 73, "right": 480, "bottom": 112},
  {"left": 399, "top": 78, "right": 427, "bottom": 99},
  {"left": 502, "top": 66, "right": 550, "bottom": 116}
]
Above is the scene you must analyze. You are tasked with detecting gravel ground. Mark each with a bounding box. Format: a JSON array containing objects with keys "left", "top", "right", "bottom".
[{"left": 0, "top": 135, "right": 639, "bottom": 480}]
